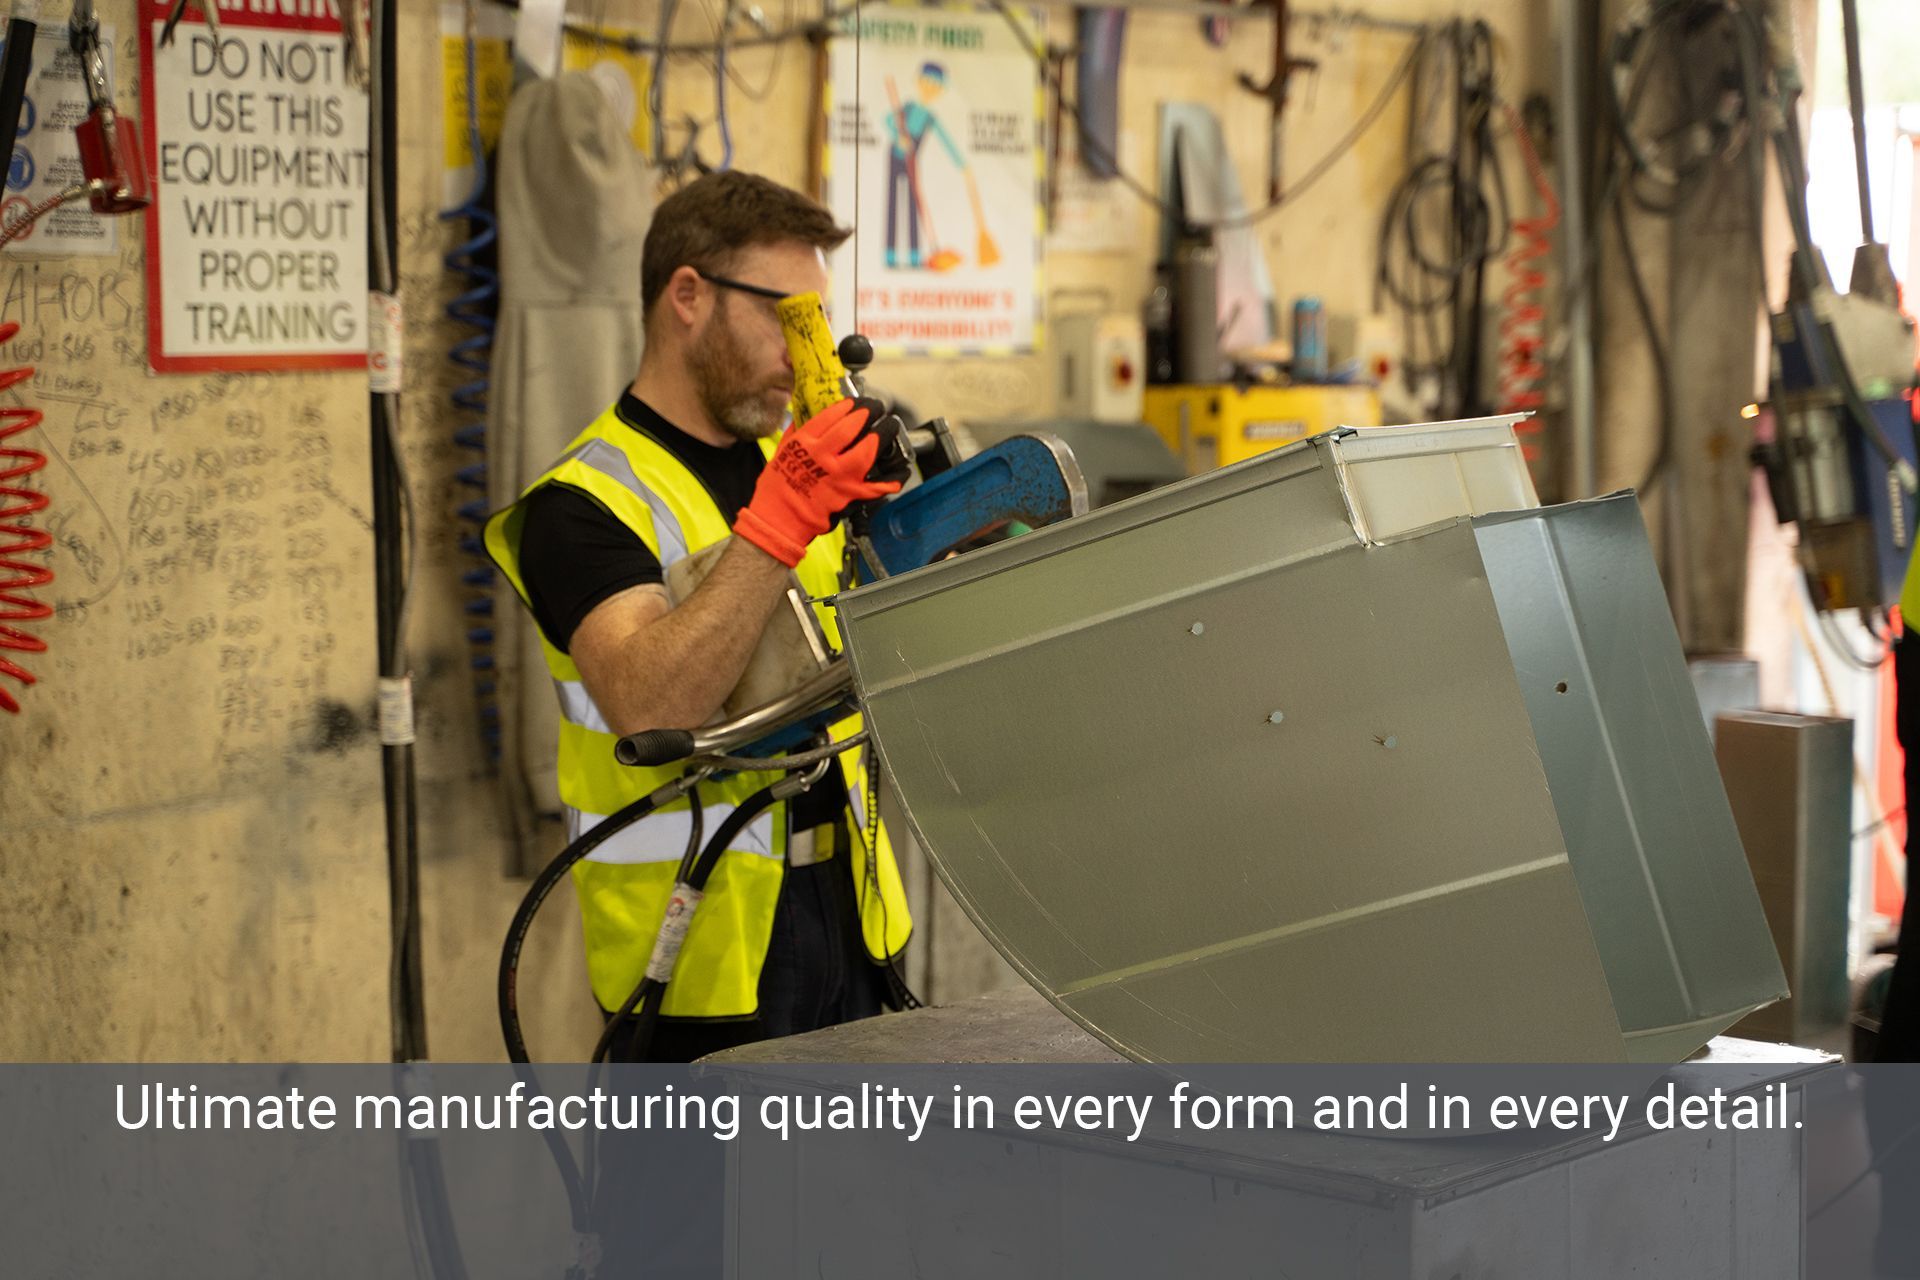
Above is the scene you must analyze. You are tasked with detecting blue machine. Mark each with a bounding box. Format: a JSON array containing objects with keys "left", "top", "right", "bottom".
[
  {"left": 857, "top": 434, "right": 1088, "bottom": 579},
  {"left": 1764, "top": 296, "right": 1919, "bottom": 611}
]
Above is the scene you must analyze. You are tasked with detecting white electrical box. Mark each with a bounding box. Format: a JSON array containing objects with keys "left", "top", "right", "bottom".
[{"left": 1055, "top": 312, "right": 1145, "bottom": 423}]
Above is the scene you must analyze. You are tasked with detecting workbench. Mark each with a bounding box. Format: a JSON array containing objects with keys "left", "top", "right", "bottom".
[{"left": 707, "top": 986, "right": 1836, "bottom": 1279}]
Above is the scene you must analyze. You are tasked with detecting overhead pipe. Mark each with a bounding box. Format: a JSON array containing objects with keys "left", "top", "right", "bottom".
[{"left": 1556, "top": 0, "right": 1596, "bottom": 498}]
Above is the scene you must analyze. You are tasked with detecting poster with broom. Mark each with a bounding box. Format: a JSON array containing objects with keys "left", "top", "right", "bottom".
[{"left": 824, "top": 4, "right": 1044, "bottom": 356}]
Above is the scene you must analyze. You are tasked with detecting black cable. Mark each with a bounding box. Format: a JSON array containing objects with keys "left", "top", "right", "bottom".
[
  {"left": 1584, "top": 0, "right": 1780, "bottom": 497},
  {"left": 514, "top": 1054, "right": 592, "bottom": 1241},
  {"left": 0, "top": 18, "right": 38, "bottom": 172},
  {"left": 988, "top": 0, "right": 1425, "bottom": 232},
  {"left": 688, "top": 781, "right": 786, "bottom": 887},
  {"left": 1817, "top": 606, "right": 1891, "bottom": 673},
  {"left": 650, "top": 0, "right": 678, "bottom": 162},
  {"left": 1840, "top": 0, "right": 1875, "bottom": 245},
  {"left": 697, "top": 0, "right": 786, "bottom": 103},
  {"left": 1854, "top": 805, "right": 1906, "bottom": 841},
  {"left": 588, "top": 781, "right": 787, "bottom": 1068},
  {"left": 854, "top": 748, "right": 920, "bottom": 1010},
  {"left": 369, "top": 0, "right": 425, "bottom": 1070},
  {"left": 591, "top": 782, "right": 702, "bottom": 1066},
  {"left": 375, "top": 10, "right": 470, "bottom": 1277},
  {"left": 496, "top": 777, "right": 702, "bottom": 1254},
  {"left": 1610, "top": 191, "right": 1673, "bottom": 495},
  {"left": 1372, "top": 20, "right": 1504, "bottom": 419},
  {"left": 493, "top": 0, "right": 875, "bottom": 53},
  {"left": 499, "top": 777, "right": 695, "bottom": 1063},
  {"left": 580, "top": 773, "right": 802, "bottom": 1070},
  {"left": 1605, "top": 0, "right": 1752, "bottom": 217}
]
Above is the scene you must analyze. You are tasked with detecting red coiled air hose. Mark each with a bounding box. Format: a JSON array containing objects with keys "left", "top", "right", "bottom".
[
  {"left": 0, "top": 319, "right": 49, "bottom": 714},
  {"left": 1497, "top": 104, "right": 1561, "bottom": 466}
]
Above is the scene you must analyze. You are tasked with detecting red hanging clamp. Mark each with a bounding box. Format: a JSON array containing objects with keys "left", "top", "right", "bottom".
[{"left": 70, "top": 1, "right": 151, "bottom": 214}]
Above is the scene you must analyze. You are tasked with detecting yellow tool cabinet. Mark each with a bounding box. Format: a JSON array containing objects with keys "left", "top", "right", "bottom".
[{"left": 1143, "top": 385, "right": 1383, "bottom": 473}]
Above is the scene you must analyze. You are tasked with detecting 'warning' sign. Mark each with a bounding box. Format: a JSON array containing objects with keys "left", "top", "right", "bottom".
[{"left": 140, "top": 0, "right": 369, "bottom": 373}]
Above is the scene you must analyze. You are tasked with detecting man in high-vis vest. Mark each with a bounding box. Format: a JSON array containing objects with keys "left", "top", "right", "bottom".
[{"left": 486, "top": 170, "right": 914, "bottom": 1065}]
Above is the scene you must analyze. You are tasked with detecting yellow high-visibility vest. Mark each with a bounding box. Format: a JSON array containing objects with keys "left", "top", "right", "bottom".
[
  {"left": 485, "top": 402, "right": 911, "bottom": 1018},
  {"left": 1903, "top": 540, "right": 1920, "bottom": 632}
]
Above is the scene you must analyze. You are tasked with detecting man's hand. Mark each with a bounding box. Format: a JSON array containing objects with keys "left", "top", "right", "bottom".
[{"left": 733, "top": 399, "right": 902, "bottom": 567}]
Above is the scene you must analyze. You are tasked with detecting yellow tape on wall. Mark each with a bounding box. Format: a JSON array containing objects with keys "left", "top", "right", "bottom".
[
  {"left": 441, "top": 35, "right": 513, "bottom": 170},
  {"left": 561, "top": 29, "right": 655, "bottom": 157},
  {"left": 441, "top": 27, "right": 653, "bottom": 173}
]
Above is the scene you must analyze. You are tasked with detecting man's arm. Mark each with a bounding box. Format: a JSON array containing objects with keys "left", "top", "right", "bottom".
[
  {"left": 568, "top": 398, "right": 898, "bottom": 738},
  {"left": 568, "top": 537, "right": 792, "bottom": 734}
]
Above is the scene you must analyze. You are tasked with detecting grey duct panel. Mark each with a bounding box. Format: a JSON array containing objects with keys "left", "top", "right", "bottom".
[
  {"left": 839, "top": 441, "right": 1626, "bottom": 1063},
  {"left": 1471, "top": 500, "right": 1788, "bottom": 1061}
]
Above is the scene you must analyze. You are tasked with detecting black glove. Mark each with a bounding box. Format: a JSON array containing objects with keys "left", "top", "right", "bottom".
[{"left": 840, "top": 396, "right": 911, "bottom": 541}]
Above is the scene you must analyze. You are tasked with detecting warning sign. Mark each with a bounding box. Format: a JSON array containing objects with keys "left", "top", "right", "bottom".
[
  {"left": 0, "top": 196, "right": 34, "bottom": 244},
  {"left": 2, "top": 21, "right": 119, "bottom": 256},
  {"left": 140, "top": 0, "right": 369, "bottom": 373}
]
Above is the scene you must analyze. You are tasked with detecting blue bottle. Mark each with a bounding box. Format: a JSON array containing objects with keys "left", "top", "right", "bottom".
[{"left": 1293, "top": 297, "right": 1327, "bottom": 382}]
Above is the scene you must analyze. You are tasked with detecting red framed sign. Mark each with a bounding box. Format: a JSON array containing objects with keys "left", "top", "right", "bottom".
[{"left": 139, "top": 0, "right": 368, "bottom": 373}]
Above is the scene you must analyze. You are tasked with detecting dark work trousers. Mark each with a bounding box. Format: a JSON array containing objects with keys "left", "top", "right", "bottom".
[
  {"left": 1869, "top": 633, "right": 1920, "bottom": 1275},
  {"left": 592, "top": 833, "right": 894, "bottom": 1277}
]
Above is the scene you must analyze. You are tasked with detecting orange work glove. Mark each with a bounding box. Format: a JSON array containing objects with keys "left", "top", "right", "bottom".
[{"left": 733, "top": 399, "right": 902, "bottom": 567}]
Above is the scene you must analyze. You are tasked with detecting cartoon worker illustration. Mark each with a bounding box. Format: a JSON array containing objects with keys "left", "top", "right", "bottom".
[{"left": 883, "top": 62, "right": 999, "bottom": 272}]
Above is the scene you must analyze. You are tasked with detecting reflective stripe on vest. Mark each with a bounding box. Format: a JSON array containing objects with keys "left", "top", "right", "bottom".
[
  {"left": 556, "top": 437, "right": 692, "bottom": 569},
  {"left": 553, "top": 678, "right": 612, "bottom": 737},
  {"left": 567, "top": 802, "right": 778, "bottom": 864}
]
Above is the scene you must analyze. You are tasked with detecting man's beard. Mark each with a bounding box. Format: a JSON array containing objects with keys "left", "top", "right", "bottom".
[{"left": 690, "top": 298, "right": 786, "bottom": 442}]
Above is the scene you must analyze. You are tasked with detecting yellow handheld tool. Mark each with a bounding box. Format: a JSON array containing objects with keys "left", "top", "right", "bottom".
[{"left": 775, "top": 291, "right": 856, "bottom": 422}]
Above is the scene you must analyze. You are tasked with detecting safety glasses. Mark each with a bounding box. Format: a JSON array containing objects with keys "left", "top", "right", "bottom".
[{"left": 700, "top": 272, "right": 790, "bottom": 302}]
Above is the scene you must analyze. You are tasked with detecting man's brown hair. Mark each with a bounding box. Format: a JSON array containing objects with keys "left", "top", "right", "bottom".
[{"left": 640, "top": 171, "right": 850, "bottom": 316}]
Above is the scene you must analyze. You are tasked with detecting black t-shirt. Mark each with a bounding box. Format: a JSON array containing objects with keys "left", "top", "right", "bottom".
[
  {"left": 516, "top": 392, "right": 851, "bottom": 829},
  {"left": 517, "top": 391, "right": 765, "bottom": 654}
]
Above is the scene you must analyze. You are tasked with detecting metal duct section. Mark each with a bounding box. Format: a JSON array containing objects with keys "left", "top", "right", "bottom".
[{"left": 836, "top": 421, "right": 1784, "bottom": 1063}]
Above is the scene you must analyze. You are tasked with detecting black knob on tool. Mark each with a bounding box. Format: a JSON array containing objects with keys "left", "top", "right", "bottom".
[{"left": 838, "top": 333, "right": 874, "bottom": 378}]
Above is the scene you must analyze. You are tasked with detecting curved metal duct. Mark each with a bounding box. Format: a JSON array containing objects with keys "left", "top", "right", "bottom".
[{"left": 836, "top": 421, "right": 1785, "bottom": 1063}]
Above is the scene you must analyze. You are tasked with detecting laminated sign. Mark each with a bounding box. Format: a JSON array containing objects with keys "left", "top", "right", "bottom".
[
  {"left": 0, "top": 21, "right": 120, "bottom": 256},
  {"left": 140, "top": 0, "right": 369, "bottom": 372},
  {"left": 825, "top": 4, "right": 1044, "bottom": 356}
]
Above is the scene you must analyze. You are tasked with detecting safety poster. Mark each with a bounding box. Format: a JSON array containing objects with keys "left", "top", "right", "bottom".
[
  {"left": 0, "top": 21, "right": 120, "bottom": 256},
  {"left": 825, "top": 4, "right": 1044, "bottom": 356}
]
